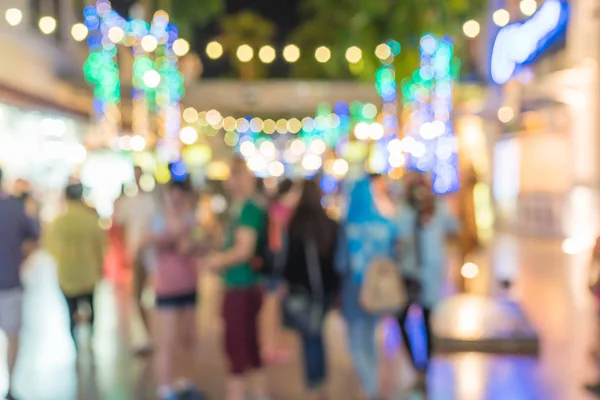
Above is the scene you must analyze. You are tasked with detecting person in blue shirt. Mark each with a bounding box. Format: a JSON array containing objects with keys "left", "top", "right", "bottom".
[
  {"left": 336, "top": 175, "right": 399, "bottom": 400},
  {"left": 0, "top": 168, "right": 39, "bottom": 400},
  {"left": 396, "top": 171, "right": 459, "bottom": 382}
]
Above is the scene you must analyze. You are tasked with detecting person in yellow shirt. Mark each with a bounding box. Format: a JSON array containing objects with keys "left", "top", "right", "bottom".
[{"left": 45, "top": 183, "right": 106, "bottom": 349}]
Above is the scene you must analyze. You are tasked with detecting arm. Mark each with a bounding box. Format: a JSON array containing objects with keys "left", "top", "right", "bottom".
[
  {"left": 334, "top": 225, "right": 350, "bottom": 275},
  {"left": 217, "top": 226, "right": 257, "bottom": 269}
]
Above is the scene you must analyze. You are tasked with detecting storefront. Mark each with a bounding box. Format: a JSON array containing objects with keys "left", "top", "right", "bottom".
[{"left": 0, "top": 102, "right": 90, "bottom": 220}]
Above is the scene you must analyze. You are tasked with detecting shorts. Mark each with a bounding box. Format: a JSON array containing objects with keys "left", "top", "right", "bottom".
[
  {"left": 0, "top": 288, "right": 23, "bottom": 336},
  {"left": 263, "top": 276, "right": 282, "bottom": 293},
  {"left": 222, "top": 286, "right": 263, "bottom": 375},
  {"left": 156, "top": 291, "right": 197, "bottom": 309}
]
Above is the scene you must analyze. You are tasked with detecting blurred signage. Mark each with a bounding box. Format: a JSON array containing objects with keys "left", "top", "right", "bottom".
[{"left": 491, "top": 0, "right": 569, "bottom": 84}]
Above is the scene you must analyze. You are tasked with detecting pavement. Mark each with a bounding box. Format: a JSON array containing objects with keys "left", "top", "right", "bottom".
[{"left": 0, "top": 233, "right": 598, "bottom": 399}]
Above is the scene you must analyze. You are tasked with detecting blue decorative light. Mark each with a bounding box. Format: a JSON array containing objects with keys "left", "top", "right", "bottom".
[
  {"left": 170, "top": 160, "right": 187, "bottom": 180},
  {"left": 491, "top": 0, "right": 569, "bottom": 84}
]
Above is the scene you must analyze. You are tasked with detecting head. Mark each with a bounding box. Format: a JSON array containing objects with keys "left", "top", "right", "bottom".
[
  {"left": 165, "top": 176, "right": 193, "bottom": 206},
  {"left": 225, "top": 157, "right": 256, "bottom": 200},
  {"left": 273, "top": 178, "right": 302, "bottom": 209},
  {"left": 134, "top": 166, "right": 143, "bottom": 187},
  {"left": 65, "top": 183, "right": 84, "bottom": 202},
  {"left": 369, "top": 174, "right": 389, "bottom": 200},
  {"left": 15, "top": 179, "right": 30, "bottom": 195},
  {"left": 288, "top": 179, "right": 334, "bottom": 256}
]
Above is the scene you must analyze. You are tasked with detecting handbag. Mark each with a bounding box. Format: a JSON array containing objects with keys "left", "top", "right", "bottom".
[
  {"left": 360, "top": 257, "right": 406, "bottom": 314},
  {"left": 282, "top": 239, "right": 325, "bottom": 334}
]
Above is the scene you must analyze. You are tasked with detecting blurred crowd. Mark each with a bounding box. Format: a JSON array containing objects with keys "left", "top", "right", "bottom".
[{"left": 0, "top": 161, "right": 475, "bottom": 400}]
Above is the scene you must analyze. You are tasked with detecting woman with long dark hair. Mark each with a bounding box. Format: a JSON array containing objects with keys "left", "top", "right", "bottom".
[
  {"left": 280, "top": 179, "right": 340, "bottom": 400},
  {"left": 262, "top": 178, "right": 299, "bottom": 364}
]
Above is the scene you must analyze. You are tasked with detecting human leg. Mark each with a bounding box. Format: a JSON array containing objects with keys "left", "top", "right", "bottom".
[
  {"left": 397, "top": 304, "right": 418, "bottom": 369},
  {"left": 347, "top": 316, "right": 380, "bottom": 399},
  {"left": 0, "top": 289, "right": 23, "bottom": 399},
  {"left": 154, "top": 306, "right": 179, "bottom": 399},
  {"left": 133, "top": 257, "right": 151, "bottom": 336},
  {"left": 223, "top": 289, "right": 249, "bottom": 400},
  {"left": 246, "top": 286, "right": 267, "bottom": 399},
  {"left": 176, "top": 305, "right": 198, "bottom": 389},
  {"left": 63, "top": 294, "right": 80, "bottom": 345},
  {"left": 300, "top": 333, "right": 326, "bottom": 399},
  {"left": 421, "top": 307, "right": 433, "bottom": 370}
]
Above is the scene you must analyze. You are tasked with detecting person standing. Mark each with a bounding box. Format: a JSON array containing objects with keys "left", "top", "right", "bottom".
[
  {"left": 280, "top": 179, "right": 340, "bottom": 400},
  {"left": 203, "top": 158, "right": 268, "bottom": 400},
  {"left": 338, "top": 175, "right": 399, "bottom": 400},
  {"left": 0, "top": 168, "right": 39, "bottom": 400},
  {"left": 150, "top": 178, "right": 205, "bottom": 400},
  {"left": 261, "top": 178, "right": 297, "bottom": 364},
  {"left": 45, "top": 183, "right": 106, "bottom": 349},
  {"left": 115, "top": 166, "right": 157, "bottom": 355},
  {"left": 396, "top": 171, "right": 458, "bottom": 384}
]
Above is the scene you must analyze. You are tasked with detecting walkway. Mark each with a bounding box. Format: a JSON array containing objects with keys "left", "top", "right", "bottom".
[{"left": 0, "top": 234, "right": 597, "bottom": 399}]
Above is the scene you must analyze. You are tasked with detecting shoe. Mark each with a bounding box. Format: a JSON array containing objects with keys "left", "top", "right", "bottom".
[
  {"left": 134, "top": 343, "right": 154, "bottom": 357},
  {"left": 180, "top": 388, "right": 206, "bottom": 400},
  {"left": 6, "top": 392, "right": 17, "bottom": 400},
  {"left": 585, "top": 382, "right": 600, "bottom": 394}
]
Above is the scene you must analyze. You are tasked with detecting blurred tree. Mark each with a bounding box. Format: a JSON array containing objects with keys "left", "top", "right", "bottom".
[
  {"left": 218, "top": 11, "right": 276, "bottom": 80},
  {"left": 73, "top": 0, "right": 224, "bottom": 44},
  {"left": 291, "top": 0, "right": 486, "bottom": 81}
]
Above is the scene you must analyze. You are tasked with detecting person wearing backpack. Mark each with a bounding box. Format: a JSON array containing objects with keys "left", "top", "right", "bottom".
[
  {"left": 338, "top": 175, "right": 401, "bottom": 400},
  {"left": 396, "top": 171, "right": 459, "bottom": 385},
  {"left": 278, "top": 179, "right": 340, "bottom": 400}
]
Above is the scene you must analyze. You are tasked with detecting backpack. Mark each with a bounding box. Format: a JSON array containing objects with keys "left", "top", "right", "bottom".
[{"left": 360, "top": 257, "right": 406, "bottom": 315}]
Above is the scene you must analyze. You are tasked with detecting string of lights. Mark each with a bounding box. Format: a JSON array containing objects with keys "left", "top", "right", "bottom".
[
  {"left": 462, "top": 0, "right": 539, "bottom": 38},
  {"left": 402, "top": 34, "right": 460, "bottom": 195},
  {"left": 80, "top": 1, "right": 188, "bottom": 162}
]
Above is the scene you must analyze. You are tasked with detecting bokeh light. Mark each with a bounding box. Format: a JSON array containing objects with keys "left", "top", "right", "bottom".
[
  {"left": 268, "top": 161, "right": 285, "bottom": 177},
  {"left": 179, "top": 126, "right": 198, "bottom": 145},
  {"left": 345, "top": 46, "right": 363, "bottom": 63},
  {"left": 259, "top": 45, "right": 276, "bottom": 63},
  {"left": 375, "top": 43, "right": 392, "bottom": 60},
  {"left": 520, "top": 0, "right": 537, "bottom": 16},
  {"left": 173, "top": 38, "right": 190, "bottom": 56},
  {"left": 315, "top": 46, "right": 331, "bottom": 63},
  {"left": 283, "top": 44, "right": 301, "bottom": 63},
  {"left": 206, "top": 41, "right": 223, "bottom": 59},
  {"left": 237, "top": 44, "right": 254, "bottom": 62},
  {"left": 108, "top": 26, "right": 125, "bottom": 43},
  {"left": 71, "top": 23, "right": 88, "bottom": 41},
  {"left": 463, "top": 20, "right": 481, "bottom": 38},
  {"left": 354, "top": 122, "right": 370, "bottom": 140},
  {"left": 302, "top": 154, "right": 322, "bottom": 171},
  {"left": 182, "top": 107, "right": 198, "bottom": 123},
  {"left": 39, "top": 16, "right": 57, "bottom": 35},
  {"left": 369, "top": 123, "right": 384, "bottom": 140},
  {"left": 5, "top": 8, "right": 23, "bottom": 26},
  {"left": 143, "top": 70, "right": 161, "bottom": 88},
  {"left": 332, "top": 159, "right": 349, "bottom": 177},
  {"left": 498, "top": 106, "right": 514, "bottom": 123},
  {"left": 141, "top": 35, "right": 158, "bottom": 52},
  {"left": 493, "top": 9, "right": 510, "bottom": 27}
]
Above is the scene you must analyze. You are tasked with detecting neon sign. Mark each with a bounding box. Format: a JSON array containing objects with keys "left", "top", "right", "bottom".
[{"left": 491, "top": 0, "right": 569, "bottom": 84}]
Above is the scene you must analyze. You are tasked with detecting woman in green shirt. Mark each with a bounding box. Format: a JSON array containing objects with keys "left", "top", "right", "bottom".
[{"left": 203, "top": 158, "right": 269, "bottom": 400}]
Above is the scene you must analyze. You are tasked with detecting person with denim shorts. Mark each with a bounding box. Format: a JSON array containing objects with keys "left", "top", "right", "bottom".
[{"left": 0, "top": 168, "right": 39, "bottom": 400}]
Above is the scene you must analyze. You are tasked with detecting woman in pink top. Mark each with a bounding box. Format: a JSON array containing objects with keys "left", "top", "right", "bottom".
[
  {"left": 149, "top": 178, "right": 206, "bottom": 400},
  {"left": 262, "top": 179, "right": 301, "bottom": 364}
]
